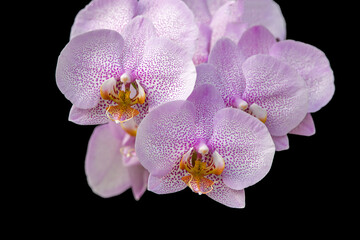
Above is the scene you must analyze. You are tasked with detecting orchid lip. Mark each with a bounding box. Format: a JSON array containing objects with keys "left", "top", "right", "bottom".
[
  {"left": 100, "top": 75, "right": 146, "bottom": 126},
  {"left": 179, "top": 146, "right": 225, "bottom": 195}
]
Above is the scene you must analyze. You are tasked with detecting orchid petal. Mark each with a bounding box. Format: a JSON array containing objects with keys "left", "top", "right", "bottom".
[
  {"left": 148, "top": 164, "right": 187, "bottom": 194},
  {"left": 270, "top": 40, "right": 335, "bottom": 112},
  {"left": 120, "top": 16, "right": 158, "bottom": 71},
  {"left": 222, "top": 22, "right": 248, "bottom": 45},
  {"left": 68, "top": 104, "right": 108, "bottom": 125},
  {"left": 137, "top": 0, "right": 198, "bottom": 56},
  {"left": 210, "top": 1, "right": 243, "bottom": 49},
  {"left": 194, "top": 63, "right": 219, "bottom": 88},
  {"left": 70, "top": 0, "right": 138, "bottom": 39},
  {"left": 56, "top": 29, "right": 123, "bottom": 109},
  {"left": 238, "top": 25, "right": 276, "bottom": 59},
  {"left": 193, "top": 24, "right": 212, "bottom": 65},
  {"left": 289, "top": 113, "right": 316, "bottom": 136},
  {"left": 206, "top": 0, "right": 228, "bottom": 16},
  {"left": 136, "top": 37, "right": 196, "bottom": 112},
  {"left": 85, "top": 124, "right": 130, "bottom": 198},
  {"left": 208, "top": 38, "right": 246, "bottom": 105},
  {"left": 187, "top": 84, "right": 225, "bottom": 141},
  {"left": 241, "top": 0, "right": 286, "bottom": 41},
  {"left": 136, "top": 101, "right": 197, "bottom": 177},
  {"left": 128, "top": 164, "right": 149, "bottom": 200},
  {"left": 182, "top": 0, "right": 212, "bottom": 25},
  {"left": 272, "top": 135, "right": 289, "bottom": 151},
  {"left": 207, "top": 175, "right": 246, "bottom": 208},
  {"left": 242, "top": 54, "right": 308, "bottom": 136},
  {"left": 209, "top": 108, "right": 275, "bottom": 190}
]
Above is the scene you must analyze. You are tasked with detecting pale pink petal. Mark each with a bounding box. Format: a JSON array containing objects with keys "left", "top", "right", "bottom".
[
  {"left": 148, "top": 163, "right": 187, "bottom": 194},
  {"left": 192, "top": 24, "right": 212, "bottom": 65},
  {"left": 56, "top": 29, "right": 123, "bottom": 109},
  {"left": 272, "top": 135, "right": 289, "bottom": 151},
  {"left": 209, "top": 108, "right": 275, "bottom": 190},
  {"left": 206, "top": 0, "right": 228, "bottom": 16},
  {"left": 120, "top": 16, "right": 158, "bottom": 71},
  {"left": 187, "top": 84, "right": 225, "bottom": 141},
  {"left": 270, "top": 40, "right": 335, "bottom": 112},
  {"left": 207, "top": 175, "right": 246, "bottom": 208},
  {"left": 183, "top": 0, "right": 212, "bottom": 25},
  {"left": 128, "top": 164, "right": 149, "bottom": 200},
  {"left": 237, "top": 25, "right": 276, "bottom": 59},
  {"left": 68, "top": 103, "right": 108, "bottom": 125},
  {"left": 241, "top": 0, "right": 286, "bottom": 40},
  {"left": 222, "top": 21, "right": 248, "bottom": 44},
  {"left": 194, "top": 63, "right": 219, "bottom": 88},
  {"left": 208, "top": 38, "right": 246, "bottom": 106},
  {"left": 70, "top": 0, "right": 138, "bottom": 39},
  {"left": 85, "top": 124, "right": 131, "bottom": 198},
  {"left": 210, "top": 1, "right": 243, "bottom": 49},
  {"left": 138, "top": 0, "right": 198, "bottom": 55},
  {"left": 242, "top": 55, "right": 309, "bottom": 136},
  {"left": 289, "top": 113, "right": 316, "bottom": 136},
  {"left": 136, "top": 37, "right": 197, "bottom": 111},
  {"left": 135, "top": 101, "right": 197, "bottom": 177}
]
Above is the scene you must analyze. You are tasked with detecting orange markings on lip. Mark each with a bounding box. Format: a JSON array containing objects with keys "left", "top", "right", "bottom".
[
  {"left": 179, "top": 148, "right": 225, "bottom": 195},
  {"left": 100, "top": 77, "right": 146, "bottom": 125}
]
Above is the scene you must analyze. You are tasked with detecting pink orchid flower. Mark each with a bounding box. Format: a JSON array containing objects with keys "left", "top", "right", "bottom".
[
  {"left": 56, "top": 16, "right": 196, "bottom": 132},
  {"left": 196, "top": 25, "right": 335, "bottom": 150},
  {"left": 135, "top": 84, "right": 275, "bottom": 208},
  {"left": 182, "top": 0, "right": 286, "bottom": 64},
  {"left": 86, "top": 122, "right": 149, "bottom": 200}
]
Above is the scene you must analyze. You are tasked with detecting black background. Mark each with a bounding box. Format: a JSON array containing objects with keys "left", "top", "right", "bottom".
[{"left": 14, "top": 0, "right": 355, "bottom": 234}]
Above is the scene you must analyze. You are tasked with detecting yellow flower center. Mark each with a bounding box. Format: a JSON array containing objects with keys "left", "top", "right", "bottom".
[
  {"left": 179, "top": 147, "right": 225, "bottom": 195},
  {"left": 100, "top": 74, "right": 146, "bottom": 126}
]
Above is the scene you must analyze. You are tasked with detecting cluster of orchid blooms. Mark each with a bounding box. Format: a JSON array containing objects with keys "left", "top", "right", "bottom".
[{"left": 56, "top": 0, "right": 335, "bottom": 208}]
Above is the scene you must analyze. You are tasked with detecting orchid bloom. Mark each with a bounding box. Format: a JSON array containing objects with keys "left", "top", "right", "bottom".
[
  {"left": 135, "top": 84, "right": 275, "bottom": 208},
  {"left": 71, "top": 0, "right": 198, "bottom": 56},
  {"left": 86, "top": 122, "right": 149, "bottom": 200},
  {"left": 182, "top": 0, "right": 286, "bottom": 64},
  {"left": 56, "top": 16, "right": 196, "bottom": 133},
  {"left": 196, "top": 25, "right": 335, "bottom": 150}
]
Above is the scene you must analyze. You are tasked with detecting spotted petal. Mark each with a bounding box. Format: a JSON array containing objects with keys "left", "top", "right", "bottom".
[
  {"left": 208, "top": 38, "right": 246, "bottom": 106},
  {"left": 269, "top": 40, "right": 335, "bottom": 112},
  {"left": 135, "top": 37, "right": 197, "bottom": 113},
  {"left": 187, "top": 84, "right": 225, "bottom": 141},
  {"left": 135, "top": 101, "right": 197, "bottom": 177},
  {"left": 242, "top": 54, "right": 309, "bottom": 136},
  {"left": 148, "top": 163, "right": 187, "bottom": 194},
  {"left": 137, "top": 0, "right": 198, "bottom": 56},
  {"left": 70, "top": 0, "right": 138, "bottom": 39},
  {"left": 120, "top": 16, "right": 158, "bottom": 71},
  {"left": 207, "top": 175, "right": 246, "bottom": 208},
  {"left": 209, "top": 108, "right": 275, "bottom": 190},
  {"left": 56, "top": 29, "right": 123, "bottom": 109}
]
